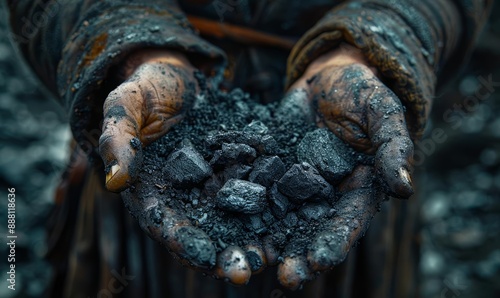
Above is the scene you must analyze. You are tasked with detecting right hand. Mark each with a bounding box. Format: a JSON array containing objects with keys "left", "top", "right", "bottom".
[
  {"left": 99, "top": 49, "right": 196, "bottom": 192},
  {"left": 100, "top": 50, "right": 265, "bottom": 285}
]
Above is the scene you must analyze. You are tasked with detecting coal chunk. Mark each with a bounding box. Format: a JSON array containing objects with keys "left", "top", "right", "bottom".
[
  {"left": 269, "top": 183, "right": 290, "bottom": 219},
  {"left": 249, "top": 156, "right": 286, "bottom": 187},
  {"left": 204, "top": 176, "right": 222, "bottom": 197},
  {"left": 283, "top": 212, "right": 298, "bottom": 228},
  {"left": 297, "top": 128, "right": 355, "bottom": 184},
  {"left": 164, "top": 146, "right": 212, "bottom": 186},
  {"left": 241, "top": 215, "right": 268, "bottom": 234},
  {"left": 216, "top": 179, "right": 267, "bottom": 214},
  {"left": 277, "top": 162, "right": 334, "bottom": 202},
  {"left": 219, "top": 164, "right": 253, "bottom": 182},
  {"left": 298, "top": 202, "right": 335, "bottom": 221},
  {"left": 206, "top": 131, "right": 279, "bottom": 155},
  {"left": 210, "top": 143, "right": 256, "bottom": 166}
]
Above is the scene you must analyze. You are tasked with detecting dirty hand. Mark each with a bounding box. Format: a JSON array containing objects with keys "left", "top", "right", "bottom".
[
  {"left": 101, "top": 49, "right": 262, "bottom": 285},
  {"left": 99, "top": 49, "right": 197, "bottom": 192},
  {"left": 276, "top": 44, "right": 415, "bottom": 289}
]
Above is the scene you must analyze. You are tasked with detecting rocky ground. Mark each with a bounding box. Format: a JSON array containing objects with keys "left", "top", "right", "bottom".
[{"left": 0, "top": 2, "right": 499, "bottom": 298}]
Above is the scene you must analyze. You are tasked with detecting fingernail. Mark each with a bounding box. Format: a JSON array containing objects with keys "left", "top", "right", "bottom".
[
  {"left": 399, "top": 168, "right": 412, "bottom": 186},
  {"left": 106, "top": 164, "right": 121, "bottom": 184}
]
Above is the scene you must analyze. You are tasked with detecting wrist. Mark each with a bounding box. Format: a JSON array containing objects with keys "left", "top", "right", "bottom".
[{"left": 120, "top": 49, "right": 191, "bottom": 79}]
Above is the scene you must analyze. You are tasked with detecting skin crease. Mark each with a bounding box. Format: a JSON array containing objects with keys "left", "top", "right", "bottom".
[{"left": 100, "top": 44, "right": 414, "bottom": 288}]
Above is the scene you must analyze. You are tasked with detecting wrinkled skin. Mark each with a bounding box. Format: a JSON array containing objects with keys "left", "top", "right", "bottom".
[
  {"left": 98, "top": 45, "right": 415, "bottom": 288},
  {"left": 275, "top": 44, "right": 414, "bottom": 289},
  {"left": 99, "top": 49, "right": 262, "bottom": 285}
]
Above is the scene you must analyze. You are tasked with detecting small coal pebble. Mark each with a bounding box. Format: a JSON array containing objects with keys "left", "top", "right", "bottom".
[
  {"left": 269, "top": 183, "right": 290, "bottom": 219},
  {"left": 241, "top": 215, "right": 268, "bottom": 234},
  {"left": 216, "top": 179, "right": 267, "bottom": 214},
  {"left": 297, "top": 129, "right": 355, "bottom": 184},
  {"left": 249, "top": 156, "right": 286, "bottom": 187},
  {"left": 164, "top": 146, "right": 212, "bottom": 186},
  {"left": 277, "top": 162, "right": 334, "bottom": 202},
  {"left": 210, "top": 143, "right": 257, "bottom": 167}
]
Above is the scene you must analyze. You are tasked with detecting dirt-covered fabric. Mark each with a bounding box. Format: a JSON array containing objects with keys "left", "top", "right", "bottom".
[{"left": 287, "top": 0, "right": 493, "bottom": 140}]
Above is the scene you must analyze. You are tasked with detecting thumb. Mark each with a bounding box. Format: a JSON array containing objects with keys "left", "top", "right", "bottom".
[{"left": 99, "top": 83, "right": 144, "bottom": 192}]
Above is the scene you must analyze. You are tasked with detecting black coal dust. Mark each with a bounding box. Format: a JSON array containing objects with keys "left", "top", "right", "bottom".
[{"left": 124, "top": 83, "right": 369, "bottom": 263}]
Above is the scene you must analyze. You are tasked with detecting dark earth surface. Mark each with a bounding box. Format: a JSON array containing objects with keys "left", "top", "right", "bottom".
[{"left": 1, "top": 1, "right": 500, "bottom": 297}]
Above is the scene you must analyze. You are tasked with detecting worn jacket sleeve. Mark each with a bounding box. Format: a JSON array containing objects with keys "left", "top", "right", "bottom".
[
  {"left": 286, "top": 0, "right": 493, "bottom": 140},
  {"left": 7, "top": 0, "right": 226, "bottom": 153}
]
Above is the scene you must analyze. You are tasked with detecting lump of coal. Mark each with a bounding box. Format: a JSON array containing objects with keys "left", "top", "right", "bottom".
[
  {"left": 297, "top": 128, "right": 355, "bottom": 184},
  {"left": 269, "top": 183, "right": 290, "bottom": 219},
  {"left": 210, "top": 143, "right": 257, "bottom": 166},
  {"left": 283, "top": 212, "right": 298, "bottom": 228},
  {"left": 220, "top": 164, "right": 253, "bottom": 182},
  {"left": 241, "top": 215, "right": 268, "bottom": 234},
  {"left": 216, "top": 179, "right": 267, "bottom": 214},
  {"left": 298, "top": 202, "right": 335, "bottom": 221},
  {"left": 164, "top": 146, "right": 212, "bottom": 186},
  {"left": 277, "top": 162, "right": 334, "bottom": 203},
  {"left": 249, "top": 156, "right": 286, "bottom": 187},
  {"left": 206, "top": 131, "right": 279, "bottom": 155},
  {"left": 204, "top": 176, "right": 223, "bottom": 197}
]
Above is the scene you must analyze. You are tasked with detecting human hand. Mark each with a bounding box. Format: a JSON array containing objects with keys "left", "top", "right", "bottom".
[
  {"left": 275, "top": 44, "right": 415, "bottom": 289},
  {"left": 101, "top": 50, "right": 266, "bottom": 284},
  {"left": 99, "top": 50, "right": 197, "bottom": 192}
]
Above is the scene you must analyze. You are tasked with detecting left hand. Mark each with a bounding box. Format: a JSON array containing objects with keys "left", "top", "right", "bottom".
[{"left": 275, "top": 44, "right": 415, "bottom": 289}]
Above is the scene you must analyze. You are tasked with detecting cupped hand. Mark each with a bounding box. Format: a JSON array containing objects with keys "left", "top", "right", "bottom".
[
  {"left": 101, "top": 50, "right": 266, "bottom": 285},
  {"left": 99, "top": 50, "right": 197, "bottom": 192},
  {"left": 275, "top": 44, "right": 415, "bottom": 289}
]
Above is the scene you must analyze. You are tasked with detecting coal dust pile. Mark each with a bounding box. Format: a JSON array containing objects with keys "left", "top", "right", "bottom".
[{"left": 124, "top": 81, "right": 369, "bottom": 263}]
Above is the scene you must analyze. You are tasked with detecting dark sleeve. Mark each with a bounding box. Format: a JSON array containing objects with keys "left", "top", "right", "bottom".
[
  {"left": 6, "top": 0, "right": 226, "bottom": 153},
  {"left": 286, "top": 0, "right": 493, "bottom": 140}
]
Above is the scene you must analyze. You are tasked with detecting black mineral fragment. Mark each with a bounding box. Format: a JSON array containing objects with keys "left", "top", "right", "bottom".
[
  {"left": 216, "top": 179, "right": 267, "bottom": 214},
  {"left": 277, "top": 162, "right": 334, "bottom": 202},
  {"left": 297, "top": 128, "right": 355, "bottom": 184},
  {"left": 249, "top": 156, "right": 286, "bottom": 187},
  {"left": 164, "top": 146, "right": 212, "bottom": 186}
]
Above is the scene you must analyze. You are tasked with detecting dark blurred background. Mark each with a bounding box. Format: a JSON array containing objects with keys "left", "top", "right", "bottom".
[{"left": 0, "top": 2, "right": 499, "bottom": 298}]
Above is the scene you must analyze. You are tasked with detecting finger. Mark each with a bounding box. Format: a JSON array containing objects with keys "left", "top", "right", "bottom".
[
  {"left": 262, "top": 235, "right": 280, "bottom": 266},
  {"left": 215, "top": 246, "right": 252, "bottom": 285},
  {"left": 99, "top": 83, "right": 144, "bottom": 192},
  {"left": 307, "top": 166, "right": 385, "bottom": 271},
  {"left": 367, "top": 84, "right": 414, "bottom": 199},
  {"left": 121, "top": 191, "right": 217, "bottom": 270},
  {"left": 277, "top": 256, "right": 312, "bottom": 290},
  {"left": 245, "top": 244, "right": 267, "bottom": 274}
]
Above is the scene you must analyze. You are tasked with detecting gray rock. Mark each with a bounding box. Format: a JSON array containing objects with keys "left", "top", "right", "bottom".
[
  {"left": 297, "top": 128, "right": 355, "bottom": 184},
  {"left": 249, "top": 156, "right": 286, "bottom": 187},
  {"left": 164, "top": 146, "right": 212, "bottom": 186},
  {"left": 269, "top": 183, "right": 290, "bottom": 219},
  {"left": 298, "top": 202, "right": 335, "bottom": 221},
  {"left": 216, "top": 179, "right": 267, "bottom": 214},
  {"left": 277, "top": 162, "right": 334, "bottom": 202}
]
